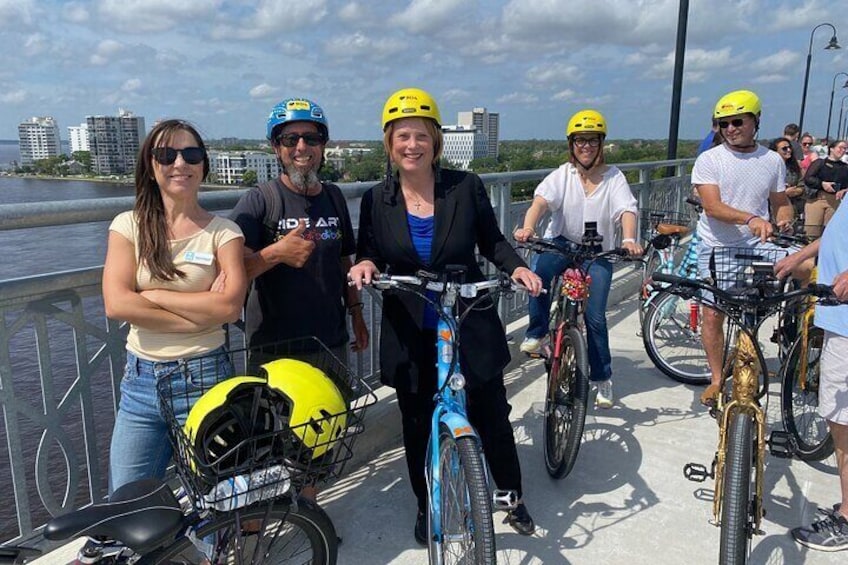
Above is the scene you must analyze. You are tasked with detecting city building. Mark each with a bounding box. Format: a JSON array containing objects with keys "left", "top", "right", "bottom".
[
  {"left": 458, "top": 107, "right": 499, "bottom": 159},
  {"left": 86, "top": 109, "right": 145, "bottom": 175},
  {"left": 441, "top": 125, "right": 487, "bottom": 170},
  {"left": 18, "top": 116, "right": 62, "bottom": 166},
  {"left": 324, "top": 144, "right": 373, "bottom": 172},
  {"left": 208, "top": 150, "right": 280, "bottom": 185},
  {"left": 67, "top": 123, "right": 89, "bottom": 153}
]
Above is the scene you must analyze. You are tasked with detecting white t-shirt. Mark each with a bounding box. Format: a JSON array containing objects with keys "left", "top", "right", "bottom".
[
  {"left": 692, "top": 143, "right": 786, "bottom": 247},
  {"left": 536, "top": 162, "right": 637, "bottom": 251},
  {"left": 110, "top": 211, "right": 244, "bottom": 361}
]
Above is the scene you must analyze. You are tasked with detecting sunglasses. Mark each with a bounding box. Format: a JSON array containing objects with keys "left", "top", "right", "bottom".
[
  {"left": 573, "top": 137, "right": 601, "bottom": 148},
  {"left": 801, "top": 142, "right": 812, "bottom": 146},
  {"left": 274, "top": 132, "right": 326, "bottom": 148},
  {"left": 778, "top": 146, "right": 792, "bottom": 152},
  {"left": 718, "top": 118, "right": 745, "bottom": 129},
  {"left": 152, "top": 146, "right": 205, "bottom": 165}
]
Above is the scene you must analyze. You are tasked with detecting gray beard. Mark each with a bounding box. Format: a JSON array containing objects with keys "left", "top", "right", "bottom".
[{"left": 286, "top": 167, "right": 321, "bottom": 192}]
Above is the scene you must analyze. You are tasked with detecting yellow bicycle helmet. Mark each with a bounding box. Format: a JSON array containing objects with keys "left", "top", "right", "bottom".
[
  {"left": 184, "top": 376, "right": 288, "bottom": 477},
  {"left": 382, "top": 88, "right": 441, "bottom": 130},
  {"left": 714, "top": 90, "right": 761, "bottom": 119},
  {"left": 259, "top": 359, "right": 348, "bottom": 460},
  {"left": 566, "top": 109, "right": 607, "bottom": 137}
]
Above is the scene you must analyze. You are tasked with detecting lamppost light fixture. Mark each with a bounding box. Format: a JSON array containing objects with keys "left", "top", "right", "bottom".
[
  {"left": 825, "top": 71, "right": 848, "bottom": 140},
  {"left": 799, "top": 23, "right": 840, "bottom": 134}
]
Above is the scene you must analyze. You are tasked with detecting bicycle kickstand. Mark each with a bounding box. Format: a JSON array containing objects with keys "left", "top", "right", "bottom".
[{"left": 492, "top": 489, "right": 518, "bottom": 511}]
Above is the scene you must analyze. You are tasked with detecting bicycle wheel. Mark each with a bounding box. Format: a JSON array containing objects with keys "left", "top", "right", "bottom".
[
  {"left": 642, "top": 290, "right": 711, "bottom": 385},
  {"left": 719, "top": 410, "right": 755, "bottom": 565},
  {"left": 638, "top": 249, "right": 664, "bottom": 329},
  {"left": 430, "top": 427, "right": 495, "bottom": 565},
  {"left": 543, "top": 326, "right": 589, "bottom": 479},
  {"left": 142, "top": 498, "right": 337, "bottom": 565},
  {"left": 780, "top": 327, "right": 834, "bottom": 461}
]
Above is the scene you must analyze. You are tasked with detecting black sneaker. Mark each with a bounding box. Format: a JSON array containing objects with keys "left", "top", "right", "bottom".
[
  {"left": 414, "top": 510, "right": 427, "bottom": 545},
  {"left": 504, "top": 503, "right": 535, "bottom": 535},
  {"left": 791, "top": 511, "right": 848, "bottom": 552}
]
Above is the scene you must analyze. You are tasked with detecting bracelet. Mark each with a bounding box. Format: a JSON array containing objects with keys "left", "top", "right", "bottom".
[
  {"left": 621, "top": 238, "right": 636, "bottom": 244},
  {"left": 744, "top": 215, "right": 758, "bottom": 226}
]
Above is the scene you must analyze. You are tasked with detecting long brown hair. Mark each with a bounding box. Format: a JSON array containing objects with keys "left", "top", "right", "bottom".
[{"left": 134, "top": 119, "right": 210, "bottom": 281}]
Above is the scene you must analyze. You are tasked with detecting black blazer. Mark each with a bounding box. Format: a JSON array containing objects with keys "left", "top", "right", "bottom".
[{"left": 356, "top": 168, "right": 527, "bottom": 392}]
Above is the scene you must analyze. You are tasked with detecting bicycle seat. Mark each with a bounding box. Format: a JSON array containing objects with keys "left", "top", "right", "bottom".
[
  {"left": 656, "top": 223, "right": 690, "bottom": 237},
  {"left": 43, "top": 478, "right": 182, "bottom": 554}
]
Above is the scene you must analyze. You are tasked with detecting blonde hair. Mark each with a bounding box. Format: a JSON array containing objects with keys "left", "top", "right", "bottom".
[{"left": 383, "top": 117, "right": 443, "bottom": 165}]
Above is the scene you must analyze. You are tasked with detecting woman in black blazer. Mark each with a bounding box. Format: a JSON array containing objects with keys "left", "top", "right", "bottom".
[{"left": 349, "top": 88, "right": 542, "bottom": 544}]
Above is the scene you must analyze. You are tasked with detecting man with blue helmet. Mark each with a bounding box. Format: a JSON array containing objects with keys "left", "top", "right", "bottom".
[{"left": 230, "top": 98, "right": 368, "bottom": 360}]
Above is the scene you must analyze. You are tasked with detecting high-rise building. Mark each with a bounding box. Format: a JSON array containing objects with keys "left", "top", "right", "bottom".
[
  {"left": 68, "top": 123, "right": 89, "bottom": 153},
  {"left": 458, "top": 107, "right": 499, "bottom": 159},
  {"left": 86, "top": 109, "right": 146, "bottom": 175},
  {"left": 208, "top": 151, "right": 280, "bottom": 185},
  {"left": 18, "top": 116, "right": 62, "bottom": 166},
  {"left": 441, "top": 125, "right": 487, "bottom": 170}
]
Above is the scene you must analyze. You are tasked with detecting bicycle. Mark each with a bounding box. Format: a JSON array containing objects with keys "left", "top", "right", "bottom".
[
  {"left": 655, "top": 250, "right": 837, "bottom": 565},
  {"left": 517, "top": 225, "right": 635, "bottom": 479},
  {"left": 777, "top": 266, "right": 834, "bottom": 461},
  {"left": 363, "top": 268, "right": 529, "bottom": 565},
  {"left": 1, "top": 337, "right": 375, "bottom": 564}
]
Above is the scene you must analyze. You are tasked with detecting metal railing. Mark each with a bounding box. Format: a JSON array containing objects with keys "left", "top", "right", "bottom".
[{"left": 0, "top": 159, "right": 692, "bottom": 544}]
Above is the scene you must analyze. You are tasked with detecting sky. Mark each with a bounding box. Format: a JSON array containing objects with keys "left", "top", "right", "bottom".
[{"left": 1, "top": 0, "right": 847, "bottom": 142}]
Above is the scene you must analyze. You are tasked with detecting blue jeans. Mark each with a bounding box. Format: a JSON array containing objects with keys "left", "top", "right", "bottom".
[
  {"left": 108, "top": 346, "right": 234, "bottom": 495},
  {"left": 526, "top": 236, "right": 613, "bottom": 382}
]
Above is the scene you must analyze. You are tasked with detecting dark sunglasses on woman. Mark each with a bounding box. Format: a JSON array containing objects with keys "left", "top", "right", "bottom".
[{"left": 152, "top": 147, "right": 206, "bottom": 165}]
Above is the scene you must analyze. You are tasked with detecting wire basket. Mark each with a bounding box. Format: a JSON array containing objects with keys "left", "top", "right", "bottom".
[
  {"left": 156, "top": 337, "right": 376, "bottom": 512},
  {"left": 639, "top": 209, "right": 692, "bottom": 242},
  {"left": 708, "top": 246, "right": 789, "bottom": 296}
]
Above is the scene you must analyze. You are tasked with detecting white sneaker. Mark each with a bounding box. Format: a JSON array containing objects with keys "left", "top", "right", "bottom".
[
  {"left": 595, "top": 379, "right": 614, "bottom": 408},
  {"left": 520, "top": 337, "right": 542, "bottom": 354}
]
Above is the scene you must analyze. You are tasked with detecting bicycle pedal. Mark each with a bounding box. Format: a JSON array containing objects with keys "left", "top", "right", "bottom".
[
  {"left": 767, "top": 430, "right": 795, "bottom": 459},
  {"left": 523, "top": 351, "right": 548, "bottom": 360},
  {"left": 683, "top": 462, "right": 713, "bottom": 483},
  {"left": 492, "top": 489, "right": 517, "bottom": 511}
]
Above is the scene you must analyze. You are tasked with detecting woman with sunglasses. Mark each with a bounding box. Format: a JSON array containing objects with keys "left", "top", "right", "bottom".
[
  {"left": 804, "top": 139, "right": 848, "bottom": 238},
  {"left": 102, "top": 119, "right": 247, "bottom": 493},
  {"left": 770, "top": 137, "right": 805, "bottom": 224},
  {"left": 800, "top": 133, "right": 818, "bottom": 176},
  {"left": 514, "top": 109, "right": 641, "bottom": 409}
]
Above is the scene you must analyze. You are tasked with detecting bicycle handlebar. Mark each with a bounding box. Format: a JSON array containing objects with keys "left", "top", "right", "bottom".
[
  {"left": 366, "top": 271, "right": 531, "bottom": 299},
  {"left": 518, "top": 236, "right": 639, "bottom": 262}
]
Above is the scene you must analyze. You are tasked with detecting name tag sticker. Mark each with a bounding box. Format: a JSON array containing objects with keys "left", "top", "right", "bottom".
[{"left": 184, "top": 251, "right": 214, "bottom": 265}]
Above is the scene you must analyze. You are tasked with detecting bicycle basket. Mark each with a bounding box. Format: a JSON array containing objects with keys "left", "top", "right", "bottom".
[
  {"left": 156, "top": 337, "right": 376, "bottom": 511},
  {"left": 708, "top": 246, "right": 788, "bottom": 296}
]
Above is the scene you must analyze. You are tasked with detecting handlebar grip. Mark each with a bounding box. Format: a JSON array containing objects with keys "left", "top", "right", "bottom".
[
  {"left": 685, "top": 196, "right": 702, "bottom": 207},
  {"left": 651, "top": 273, "right": 687, "bottom": 285}
]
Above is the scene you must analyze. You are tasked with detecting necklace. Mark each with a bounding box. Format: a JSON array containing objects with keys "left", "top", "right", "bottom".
[{"left": 405, "top": 190, "right": 423, "bottom": 211}]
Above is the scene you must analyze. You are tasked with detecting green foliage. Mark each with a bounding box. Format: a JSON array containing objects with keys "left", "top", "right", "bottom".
[{"left": 241, "top": 170, "right": 258, "bottom": 186}]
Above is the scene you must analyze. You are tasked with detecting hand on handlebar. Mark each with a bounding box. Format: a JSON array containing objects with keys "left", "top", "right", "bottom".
[
  {"left": 513, "top": 227, "right": 535, "bottom": 243},
  {"left": 747, "top": 216, "right": 772, "bottom": 243},
  {"left": 833, "top": 271, "right": 848, "bottom": 301},
  {"left": 347, "top": 260, "right": 380, "bottom": 290},
  {"left": 511, "top": 266, "right": 543, "bottom": 296},
  {"left": 621, "top": 240, "right": 643, "bottom": 256}
]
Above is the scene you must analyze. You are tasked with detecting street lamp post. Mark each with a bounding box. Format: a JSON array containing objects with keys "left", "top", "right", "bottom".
[
  {"left": 837, "top": 94, "right": 848, "bottom": 140},
  {"left": 798, "top": 23, "right": 840, "bottom": 134},
  {"left": 826, "top": 73, "right": 848, "bottom": 141}
]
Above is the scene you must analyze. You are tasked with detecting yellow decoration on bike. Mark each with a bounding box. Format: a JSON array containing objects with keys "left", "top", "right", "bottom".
[{"left": 259, "top": 358, "right": 348, "bottom": 460}]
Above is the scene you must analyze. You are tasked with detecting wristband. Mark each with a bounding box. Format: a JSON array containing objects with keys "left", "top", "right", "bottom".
[
  {"left": 744, "top": 215, "right": 758, "bottom": 226},
  {"left": 621, "top": 238, "right": 636, "bottom": 244}
]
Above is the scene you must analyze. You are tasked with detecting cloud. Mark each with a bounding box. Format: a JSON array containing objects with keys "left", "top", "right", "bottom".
[
  {"left": 249, "top": 83, "right": 279, "bottom": 99},
  {"left": 497, "top": 92, "right": 539, "bottom": 104},
  {"left": 98, "top": 0, "right": 222, "bottom": 33},
  {"left": 752, "top": 74, "right": 790, "bottom": 84},
  {"left": 750, "top": 49, "right": 801, "bottom": 74},
  {"left": 62, "top": 2, "right": 88, "bottom": 23},
  {"left": 122, "top": 78, "right": 142, "bottom": 92},
  {"left": 89, "top": 39, "right": 125, "bottom": 66},
  {"left": 338, "top": 2, "right": 366, "bottom": 22},
  {"left": 324, "top": 33, "right": 404, "bottom": 61},
  {"left": 389, "top": 0, "right": 470, "bottom": 34},
  {"left": 552, "top": 89, "right": 576, "bottom": 101},
  {"left": 525, "top": 62, "right": 582, "bottom": 86},
  {"left": 0, "top": 0, "right": 36, "bottom": 29},
  {"left": 0, "top": 89, "right": 27, "bottom": 104},
  {"left": 23, "top": 34, "right": 48, "bottom": 57},
  {"left": 685, "top": 97, "right": 701, "bottom": 105},
  {"left": 211, "top": 0, "right": 328, "bottom": 40}
]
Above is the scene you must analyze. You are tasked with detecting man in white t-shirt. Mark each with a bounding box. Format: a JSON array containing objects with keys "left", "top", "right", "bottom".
[{"left": 692, "top": 90, "right": 797, "bottom": 406}]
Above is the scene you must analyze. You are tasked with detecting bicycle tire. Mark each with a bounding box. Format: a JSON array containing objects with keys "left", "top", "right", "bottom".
[
  {"left": 780, "top": 327, "right": 834, "bottom": 461},
  {"left": 642, "top": 290, "right": 711, "bottom": 385},
  {"left": 638, "top": 249, "right": 664, "bottom": 329},
  {"left": 140, "top": 498, "right": 337, "bottom": 565},
  {"left": 543, "top": 326, "right": 589, "bottom": 479},
  {"left": 719, "top": 410, "right": 755, "bottom": 565},
  {"left": 430, "top": 428, "right": 495, "bottom": 565}
]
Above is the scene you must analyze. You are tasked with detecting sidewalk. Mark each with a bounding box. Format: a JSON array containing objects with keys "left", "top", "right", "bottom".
[{"left": 322, "top": 299, "right": 844, "bottom": 565}]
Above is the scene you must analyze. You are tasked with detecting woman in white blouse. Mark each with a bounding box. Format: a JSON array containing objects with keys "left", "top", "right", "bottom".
[{"left": 514, "top": 109, "right": 641, "bottom": 408}]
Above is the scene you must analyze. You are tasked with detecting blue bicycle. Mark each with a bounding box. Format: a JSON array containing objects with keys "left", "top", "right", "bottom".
[{"left": 366, "top": 269, "right": 526, "bottom": 565}]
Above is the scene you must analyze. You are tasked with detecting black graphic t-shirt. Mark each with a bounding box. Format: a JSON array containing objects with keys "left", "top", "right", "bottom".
[{"left": 230, "top": 181, "right": 355, "bottom": 349}]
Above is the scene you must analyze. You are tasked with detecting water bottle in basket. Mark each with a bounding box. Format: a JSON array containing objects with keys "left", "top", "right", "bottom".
[{"left": 206, "top": 464, "right": 292, "bottom": 511}]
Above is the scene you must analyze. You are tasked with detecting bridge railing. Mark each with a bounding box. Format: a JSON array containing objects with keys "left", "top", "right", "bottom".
[{"left": 0, "top": 159, "right": 692, "bottom": 544}]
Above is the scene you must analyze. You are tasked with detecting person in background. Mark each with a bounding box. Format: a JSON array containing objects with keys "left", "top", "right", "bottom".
[
  {"left": 804, "top": 139, "right": 848, "bottom": 239},
  {"left": 770, "top": 138, "right": 805, "bottom": 227},
  {"left": 103, "top": 119, "right": 247, "bottom": 493},
  {"left": 229, "top": 98, "right": 368, "bottom": 363},
  {"left": 348, "top": 87, "right": 542, "bottom": 543},
  {"left": 697, "top": 119, "right": 721, "bottom": 155},
  {"left": 775, "top": 204, "right": 848, "bottom": 552},
  {"left": 515, "top": 109, "right": 641, "bottom": 409},
  {"left": 800, "top": 132, "right": 819, "bottom": 176},
  {"left": 783, "top": 122, "right": 803, "bottom": 165}
]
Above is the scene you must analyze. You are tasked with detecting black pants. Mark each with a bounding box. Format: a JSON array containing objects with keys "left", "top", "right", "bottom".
[{"left": 394, "top": 344, "right": 523, "bottom": 513}]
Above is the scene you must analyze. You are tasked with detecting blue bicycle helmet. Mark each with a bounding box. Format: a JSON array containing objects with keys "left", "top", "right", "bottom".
[{"left": 266, "top": 98, "right": 329, "bottom": 141}]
